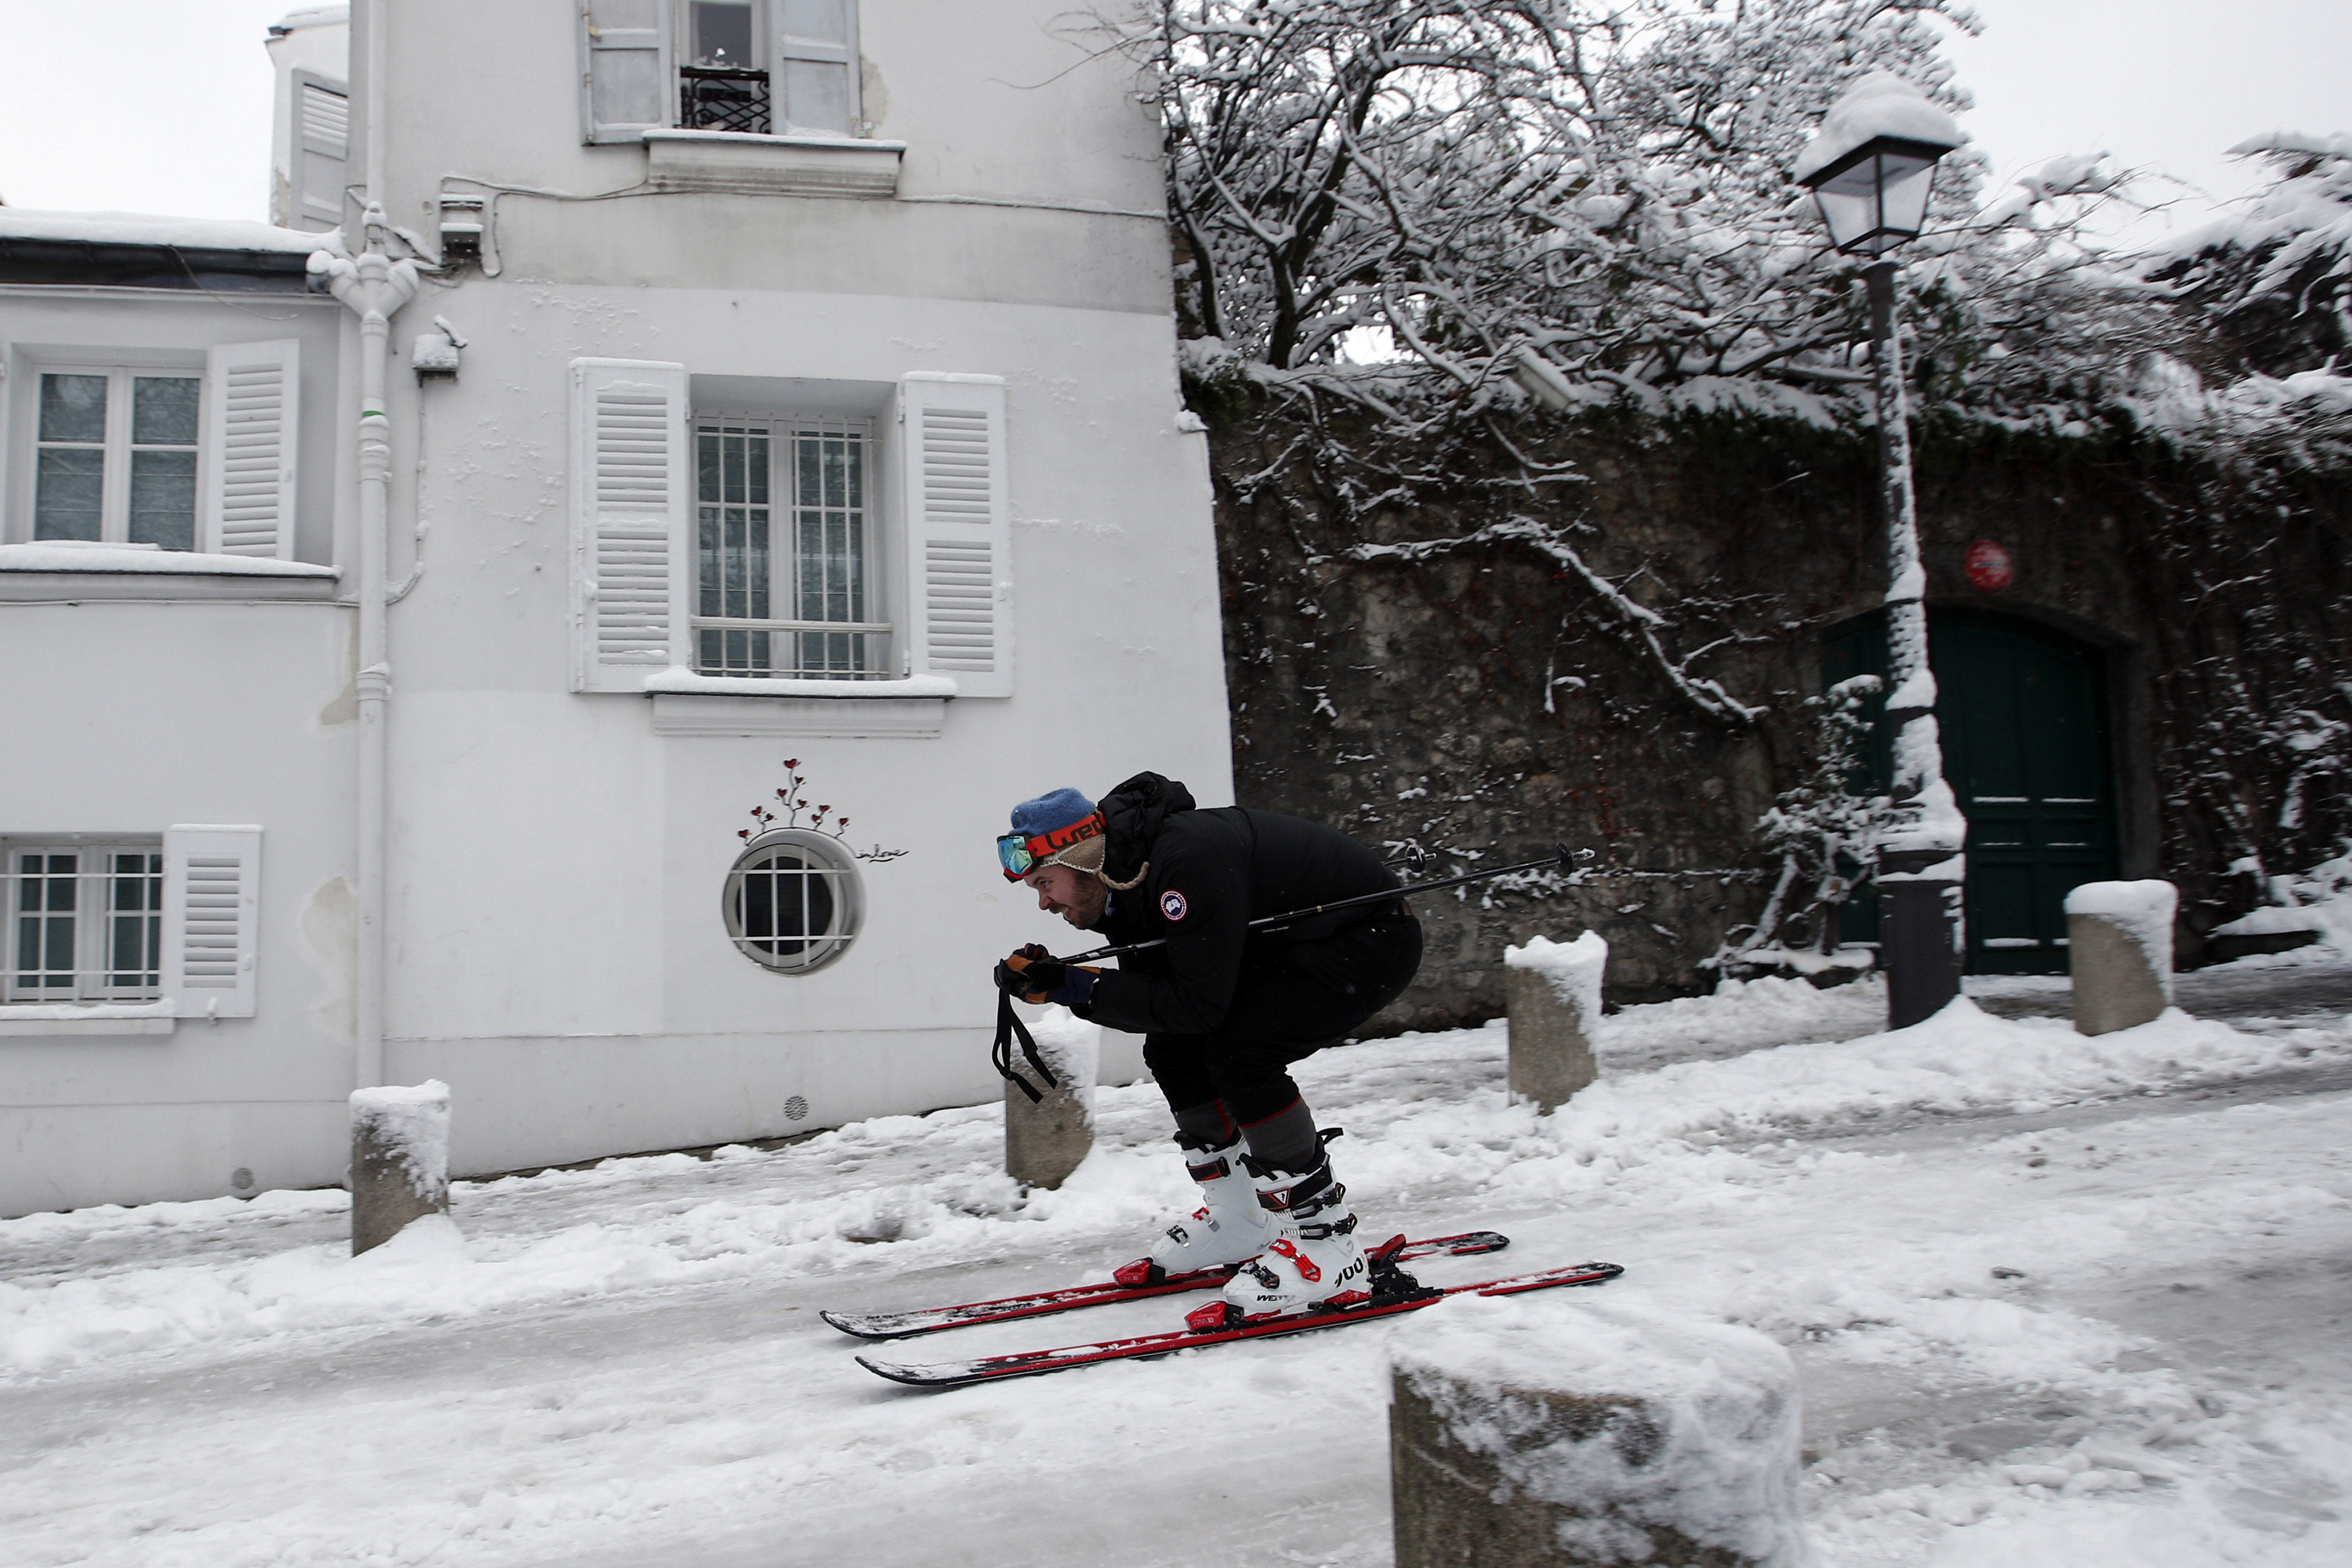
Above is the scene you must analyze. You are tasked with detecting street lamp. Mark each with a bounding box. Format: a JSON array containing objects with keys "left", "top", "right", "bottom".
[{"left": 1795, "top": 73, "right": 1968, "bottom": 1029}]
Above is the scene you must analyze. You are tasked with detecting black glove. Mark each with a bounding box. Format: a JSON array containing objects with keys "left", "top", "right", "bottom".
[{"left": 994, "top": 943, "right": 1101, "bottom": 1008}]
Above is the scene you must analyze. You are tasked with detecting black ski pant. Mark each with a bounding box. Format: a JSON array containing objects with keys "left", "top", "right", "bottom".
[{"left": 1144, "top": 908, "right": 1423, "bottom": 1136}]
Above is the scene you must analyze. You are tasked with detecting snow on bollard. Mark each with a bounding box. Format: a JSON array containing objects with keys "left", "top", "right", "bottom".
[
  {"left": 1390, "top": 1296, "right": 1809, "bottom": 1568},
  {"left": 2065, "top": 880, "right": 2177, "bottom": 1036},
  {"left": 349, "top": 1080, "right": 451, "bottom": 1256},
  {"left": 1505, "top": 933, "right": 1608, "bottom": 1112},
  {"left": 1005, "top": 1005, "right": 1096, "bottom": 1190}
]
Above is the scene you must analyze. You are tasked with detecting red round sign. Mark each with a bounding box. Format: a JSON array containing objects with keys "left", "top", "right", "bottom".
[{"left": 1964, "top": 539, "right": 2015, "bottom": 594}]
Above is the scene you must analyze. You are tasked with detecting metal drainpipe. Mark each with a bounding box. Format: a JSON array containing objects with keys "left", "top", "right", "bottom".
[
  {"left": 346, "top": 0, "right": 413, "bottom": 1089},
  {"left": 354, "top": 284, "right": 393, "bottom": 1090},
  {"left": 321, "top": 231, "right": 416, "bottom": 1090},
  {"left": 316, "top": 3, "right": 417, "bottom": 1089}
]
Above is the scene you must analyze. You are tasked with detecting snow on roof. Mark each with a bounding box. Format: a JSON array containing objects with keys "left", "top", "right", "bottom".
[
  {"left": 1792, "top": 71, "right": 1967, "bottom": 184},
  {"left": 269, "top": 3, "right": 349, "bottom": 34},
  {"left": 0, "top": 208, "right": 321, "bottom": 254},
  {"left": 0, "top": 542, "right": 337, "bottom": 578}
]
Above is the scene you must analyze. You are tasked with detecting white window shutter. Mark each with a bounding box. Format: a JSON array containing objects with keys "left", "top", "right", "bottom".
[
  {"left": 899, "top": 373, "right": 1013, "bottom": 698},
  {"left": 162, "top": 826, "right": 262, "bottom": 1020},
  {"left": 774, "top": 0, "right": 860, "bottom": 134},
  {"left": 580, "top": 0, "right": 674, "bottom": 144},
  {"left": 288, "top": 70, "right": 350, "bottom": 232},
  {"left": 570, "top": 358, "right": 692, "bottom": 694},
  {"left": 199, "top": 339, "right": 302, "bottom": 558}
]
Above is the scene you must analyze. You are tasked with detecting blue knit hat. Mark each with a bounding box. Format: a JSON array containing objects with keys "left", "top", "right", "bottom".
[
  {"left": 1004, "top": 787, "right": 1108, "bottom": 878},
  {"left": 1011, "top": 788, "right": 1096, "bottom": 839}
]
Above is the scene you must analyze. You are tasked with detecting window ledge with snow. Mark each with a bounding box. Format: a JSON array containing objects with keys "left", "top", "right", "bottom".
[
  {"left": 0, "top": 1001, "right": 176, "bottom": 1037},
  {"left": 644, "top": 668, "right": 952, "bottom": 739},
  {"left": 0, "top": 543, "right": 340, "bottom": 603},
  {"left": 643, "top": 130, "right": 905, "bottom": 199}
]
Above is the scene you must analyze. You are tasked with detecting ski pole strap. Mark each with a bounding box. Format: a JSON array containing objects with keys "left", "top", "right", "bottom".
[{"left": 990, "top": 988, "right": 1060, "bottom": 1103}]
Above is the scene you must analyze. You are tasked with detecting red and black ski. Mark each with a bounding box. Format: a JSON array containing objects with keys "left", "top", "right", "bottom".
[
  {"left": 853, "top": 1254, "right": 1624, "bottom": 1389},
  {"left": 821, "top": 1230, "right": 1511, "bottom": 1341}
]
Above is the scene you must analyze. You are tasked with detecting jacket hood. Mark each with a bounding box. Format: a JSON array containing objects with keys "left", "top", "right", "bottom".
[{"left": 1097, "top": 772, "right": 1195, "bottom": 885}]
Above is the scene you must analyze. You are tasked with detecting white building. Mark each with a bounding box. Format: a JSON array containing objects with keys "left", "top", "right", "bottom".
[{"left": 0, "top": 1, "right": 1231, "bottom": 1217}]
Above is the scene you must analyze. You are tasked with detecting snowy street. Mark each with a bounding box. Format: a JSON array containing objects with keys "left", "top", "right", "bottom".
[{"left": 5, "top": 961, "right": 2350, "bottom": 1568}]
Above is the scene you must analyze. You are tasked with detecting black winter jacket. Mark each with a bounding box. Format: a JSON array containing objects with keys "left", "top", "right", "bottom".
[{"left": 1077, "top": 773, "right": 1403, "bottom": 1037}]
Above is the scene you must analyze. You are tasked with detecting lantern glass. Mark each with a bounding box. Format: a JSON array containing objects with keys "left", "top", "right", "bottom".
[{"left": 1804, "top": 140, "right": 1945, "bottom": 256}]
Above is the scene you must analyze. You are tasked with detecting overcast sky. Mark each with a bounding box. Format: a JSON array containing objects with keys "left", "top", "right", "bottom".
[{"left": 0, "top": 0, "right": 2344, "bottom": 239}]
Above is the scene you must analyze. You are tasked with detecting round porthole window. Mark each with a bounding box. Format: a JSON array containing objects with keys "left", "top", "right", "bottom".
[{"left": 723, "top": 829, "right": 863, "bottom": 974}]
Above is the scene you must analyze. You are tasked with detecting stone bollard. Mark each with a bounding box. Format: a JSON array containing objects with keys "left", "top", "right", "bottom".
[
  {"left": 1505, "top": 933, "right": 1608, "bottom": 1112},
  {"left": 350, "top": 1080, "right": 452, "bottom": 1256},
  {"left": 2065, "top": 879, "right": 2177, "bottom": 1036},
  {"left": 1005, "top": 1004, "right": 1097, "bottom": 1190},
  {"left": 1390, "top": 1297, "right": 1808, "bottom": 1568}
]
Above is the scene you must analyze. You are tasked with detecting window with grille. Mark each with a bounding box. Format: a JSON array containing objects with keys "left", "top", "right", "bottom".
[
  {"left": 723, "top": 829, "right": 861, "bottom": 973},
  {"left": 6, "top": 844, "right": 167, "bottom": 1002},
  {"left": 680, "top": 0, "right": 771, "bottom": 132},
  {"left": 695, "top": 416, "right": 885, "bottom": 680},
  {"left": 34, "top": 371, "right": 202, "bottom": 550},
  {"left": 581, "top": 1, "right": 861, "bottom": 144}
]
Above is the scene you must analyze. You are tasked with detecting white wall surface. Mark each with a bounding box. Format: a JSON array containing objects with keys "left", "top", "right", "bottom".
[
  {"left": 0, "top": 602, "right": 357, "bottom": 1214},
  {"left": 364, "top": 0, "right": 1165, "bottom": 312}
]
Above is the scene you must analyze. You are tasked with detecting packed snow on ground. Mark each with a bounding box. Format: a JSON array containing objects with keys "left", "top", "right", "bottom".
[{"left": 3, "top": 971, "right": 2348, "bottom": 1567}]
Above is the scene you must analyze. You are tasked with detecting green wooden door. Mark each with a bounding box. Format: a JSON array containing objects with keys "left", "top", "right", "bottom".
[{"left": 1823, "top": 609, "right": 2120, "bottom": 974}]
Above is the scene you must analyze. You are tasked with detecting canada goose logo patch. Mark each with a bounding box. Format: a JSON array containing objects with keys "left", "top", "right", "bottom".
[{"left": 1160, "top": 889, "right": 1189, "bottom": 921}]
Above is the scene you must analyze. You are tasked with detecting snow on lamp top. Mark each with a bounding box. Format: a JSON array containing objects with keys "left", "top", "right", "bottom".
[{"left": 1794, "top": 71, "right": 1966, "bottom": 257}]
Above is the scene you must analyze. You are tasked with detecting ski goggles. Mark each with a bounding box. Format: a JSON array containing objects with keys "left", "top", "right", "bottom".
[{"left": 997, "top": 812, "right": 1106, "bottom": 881}]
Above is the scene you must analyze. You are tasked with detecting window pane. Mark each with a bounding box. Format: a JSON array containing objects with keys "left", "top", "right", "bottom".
[
  {"left": 824, "top": 438, "right": 849, "bottom": 508},
  {"left": 780, "top": 428, "right": 866, "bottom": 677},
  {"left": 107, "top": 853, "right": 163, "bottom": 989},
  {"left": 698, "top": 505, "right": 724, "bottom": 616},
  {"left": 591, "top": 52, "right": 662, "bottom": 127},
  {"left": 130, "top": 450, "right": 198, "bottom": 551},
  {"left": 34, "top": 449, "right": 105, "bottom": 540},
  {"left": 782, "top": 59, "right": 851, "bottom": 135},
  {"left": 797, "top": 437, "right": 821, "bottom": 508},
  {"left": 745, "top": 509, "right": 769, "bottom": 620},
  {"left": 722, "top": 430, "right": 746, "bottom": 505},
  {"left": 39, "top": 374, "right": 107, "bottom": 443},
  {"left": 741, "top": 851, "right": 834, "bottom": 956},
  {"left": 781, "top": 0, "right": 849, "bottom": 44},
  {"left": 692, "top": 1, "right": 754, "bottom": 66},
  {"left": 694, "top": 427, "right": 777, "bottom": 675},
  {"left": 745, "top": 431, "right": 769, "bottom": 507},
  {"left": 132, "top": 376, "right": 200, "bottom": 446},
  {"left": 14, "top": 854, "right": 78, "bottom": 992}
]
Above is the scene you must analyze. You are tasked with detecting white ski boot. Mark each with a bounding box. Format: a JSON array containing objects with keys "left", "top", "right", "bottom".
[
  {"left": 1112, "top": 1136, "right": 1276, "bottom": 1286},
  {"left": 1213, "top": 1153, "right": 1370, "bottom": 1321}
]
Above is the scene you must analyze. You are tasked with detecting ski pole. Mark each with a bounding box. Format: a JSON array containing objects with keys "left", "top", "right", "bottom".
[{"left": 1052, "top": 842, "right": 1589, "bottom": 966}]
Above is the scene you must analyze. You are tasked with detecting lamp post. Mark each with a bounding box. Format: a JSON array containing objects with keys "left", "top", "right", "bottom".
[{"left": 1795, "top": 74, "right": 1968, "bottom": 1029}]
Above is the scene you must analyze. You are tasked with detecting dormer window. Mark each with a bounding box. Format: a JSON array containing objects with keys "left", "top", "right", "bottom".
[{"left": 580, "top": 1, "right": 861, "bottom": 145}]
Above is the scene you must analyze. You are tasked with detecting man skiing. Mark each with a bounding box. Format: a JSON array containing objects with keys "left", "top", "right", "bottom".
[{"left": 992, "top": 772, "right": 1422, "bottom": 1321}]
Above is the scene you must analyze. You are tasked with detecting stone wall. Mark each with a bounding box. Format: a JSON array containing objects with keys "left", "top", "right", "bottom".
[{"left": 1207, "top": 393, "right": 2352, "bottom": 1027}]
